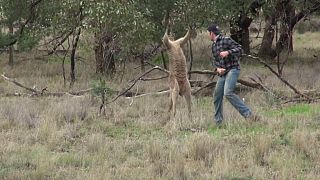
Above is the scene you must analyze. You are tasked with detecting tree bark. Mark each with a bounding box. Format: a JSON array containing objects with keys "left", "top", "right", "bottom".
[
  {"left": 229, "top": 1, "right": 264, "bottom": 54},
  {"left": 274, "top": 0, "right": 320, "bottom": 57},
  {"left": 8, "top": 23, "right": 14, "bottom": 67},
  {"left": 259, "top": 0, "right": 320, "bottom": 59},
  {"left": 258, "top": 14, "right": 277, "bottom": 58},
  {"left": 140, "top": 58, "right": 145, "bottom": 72},
  {"left": 274, "top": 0, "right": 295, "bottom": 57},
  {"left": 70, "top": 27, "right": 81, "bottom": 88},
  {"left": 230, "top": 18, "right": 251, "bottom": 54},
  {"left": 229, "top": 15, "right": 252, "bottom": 54},
  {"left": 94, "top": 29, "right": 115, "bottom": 77}
]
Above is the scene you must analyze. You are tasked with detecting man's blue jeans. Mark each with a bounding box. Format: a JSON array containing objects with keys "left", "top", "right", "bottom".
[{"left": 213, "top": 68, "right": 251, "bottom": 124}]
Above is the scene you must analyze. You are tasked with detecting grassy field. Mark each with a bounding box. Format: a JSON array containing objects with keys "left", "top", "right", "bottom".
[{"left": 0, "top": 31, "right": 320, "bottom": 179}]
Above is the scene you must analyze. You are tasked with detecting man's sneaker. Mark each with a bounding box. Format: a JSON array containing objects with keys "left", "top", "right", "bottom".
[
  {"left": 247, "top": 113, "right": 261, "bottom": 122},
  {"left": 208, "top": 121, "right": 226, "bottom": 129}
]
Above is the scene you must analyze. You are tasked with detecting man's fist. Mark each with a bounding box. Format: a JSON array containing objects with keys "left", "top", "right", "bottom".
[
  {"left": 219, "top": 51, "right": 229, "bottom": 58},
  {"left": 217, "top": 68, "right": 226, "bottom": 76}
]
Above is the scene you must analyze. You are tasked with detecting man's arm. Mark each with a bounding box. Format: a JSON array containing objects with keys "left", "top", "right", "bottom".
[
  {"left": 219, "top": 37, "right": 243, "bottom": 58},
  {"left": 226, "top": 37, "right": 243, "bottom": 55}
]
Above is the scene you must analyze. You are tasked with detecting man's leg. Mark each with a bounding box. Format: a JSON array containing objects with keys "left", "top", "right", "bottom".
[
  {"left": 213, "top": 76, "right": 225, "bottom": 124},
  {"left": 224, "top": 69, "right": 251, "bottom": 118}
]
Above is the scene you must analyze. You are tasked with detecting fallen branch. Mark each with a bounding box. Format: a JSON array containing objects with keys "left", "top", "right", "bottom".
[
  {"left": 247, "top": 76, "right": 283, "bottom": 100},
  {"left": 1, "top": 74, "right": 92, "bottom": 97},
  {"left": 125, "top": 89, "right": 170, "bottom": 99},
  {"left": 192, "top": 81, "right": 255, "bottom": 96},
  {"left": 107, "top": 66, "right": 167, "bottom": 104},
  {"left": 244, "top": 54, "right": 314, "bottom": 101},
  {"left": 116, "top": 65, "right": 266, "bottom": 101},
  {"left": 139, "top": 75, "right": 168, "bottom": 81},
  {"left": 189, "top": 70, "right": 217, "bottom": 75},
  {"left": 1, "top": 73, "right": 150, "bottom": 99},
  {"left": 188, "top": 70, "right": 264, "bottom": 90},
  {"left": 2, "top": 74, "right": 40, "bottom": 94},
  {"left": 282, "top": 98, "right": 317, "bottom": 104}
]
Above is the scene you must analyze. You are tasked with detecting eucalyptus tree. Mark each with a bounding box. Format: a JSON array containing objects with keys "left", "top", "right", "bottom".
[
  {"left": 209, "top": 0, "right": 265, "bottom": 54},
  {"left": 135, "top": 0, "right": 219, "bottom": 40},
  {"left": 0, "top": 0, "right": 42, "bottom": 66},
  {"left": 258, "top": 0, "right": 320, "bottom": 59},
  {"left": 137, "top": 0, "right": 264, "bottom": 54},
  {"left": 134, "top": 0, "right": 218, "bottom": 73},
  {"left": 30, "top": 0, "right": 85, "bottom": 87},
  {"left": 82, "top": 0, "right": 153, "bottom": 76}
]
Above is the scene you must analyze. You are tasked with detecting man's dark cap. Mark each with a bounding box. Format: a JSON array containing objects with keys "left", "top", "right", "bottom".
[{"left": 207, "top": 24, "right": 221, "bottom": 35}]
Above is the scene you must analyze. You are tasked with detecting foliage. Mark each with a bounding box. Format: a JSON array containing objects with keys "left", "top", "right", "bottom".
[
  {"left": 91, "top": 78, "right": 114, "bottom": 98},
  {"left": 83, "top": 0, "right": 154, "bottom": 55},
  {"left": 33, "top": 0, "right": 83, "bottom": 44},
  {"left": 0, "top": 0, "right": 36, "bottom": 49},
  {"left": 0, "top": 0, "right": 28, "bottom": 25},
  {"left": 0, "top": 32, "right": 13, "bottom": 47},
  {"left": 135, "top": 0, "right": 218, "bottom": 39},
  {"left": 17, "top": 31, "right": 40, "bottom": 51},
  {"left": 1, "top": 0, "right": 319, "bottom": 73}
]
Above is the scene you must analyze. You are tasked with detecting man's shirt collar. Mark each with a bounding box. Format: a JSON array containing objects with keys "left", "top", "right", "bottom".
[{"left": 214, "top": 34, "right": 222, "bottom": 43}]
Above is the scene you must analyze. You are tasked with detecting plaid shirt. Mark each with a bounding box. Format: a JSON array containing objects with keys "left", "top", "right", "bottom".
[{"left": 211, "top": 34, "right": 243, "bottom": 72}]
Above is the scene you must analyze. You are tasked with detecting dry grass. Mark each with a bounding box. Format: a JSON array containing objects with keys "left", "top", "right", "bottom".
[{"left": 0, "top": 31, "right": 320, "bottom": 179}]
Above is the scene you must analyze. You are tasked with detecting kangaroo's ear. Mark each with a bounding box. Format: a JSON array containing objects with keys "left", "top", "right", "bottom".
[{"left": 176, "top": 28, "right": 191, "bottom": 45}]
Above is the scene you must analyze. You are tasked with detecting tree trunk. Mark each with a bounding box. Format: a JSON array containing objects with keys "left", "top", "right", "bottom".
[
  {"left": 230, "top": 15, "right": 252, "bottom": 54},
  {"left": 258, "top": 14, "right": 277, "bottom": 58},
  {"left": 273, "top": 0, "right": 295, "bottom": 58},
  {"left": 140, "top": 58, "right": 145, "bottom": 72},
  {"left": 70, "top": 27, "right": 81, "bottom": 88},
  {"left": 229, "top": 0, "right": 265, "bottom": 54},
  {"left": 259, "top": 0, "right": 320, "bottom": 59},
  {"left": 94, "top": 30, "right": 116, "bottom": 77},
  {"left": 8, "top": 23, "right": 14, "bottom": 67},
  {"left": 240, "top": 25, "right": 251, "bottom": 54},
  {"left": 95, "top": 34, "right": 104, "bottom": 74}
]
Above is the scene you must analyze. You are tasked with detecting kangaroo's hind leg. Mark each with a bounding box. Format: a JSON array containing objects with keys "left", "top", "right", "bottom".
[{"left": 183, "top": 81, "right": 192, "bottom": 120}]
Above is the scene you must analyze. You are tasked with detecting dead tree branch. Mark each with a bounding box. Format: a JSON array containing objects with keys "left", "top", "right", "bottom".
[
  {"left": 107, "top": 66, "right": 168, "bottom": 104},
  {"left": 125, "top": 89, "right": 170, "bottom": 99},
  {"left": 1, "top": 74, "right": 92, "bottom": 97},
  {"left": 139, "top": 75, "right": 169, "bottom": 81},
  {"left": 2, "top": 74, "right": 40, "bottom": 94},
  {"left": 243, "top": 54, "right": 314, "bottom": 101},
  {"left": 189, "top": 69, "right": 263, "bottom": 90},
  {"left": 47, "top": 29, "right": 75, "bottom": 55}
]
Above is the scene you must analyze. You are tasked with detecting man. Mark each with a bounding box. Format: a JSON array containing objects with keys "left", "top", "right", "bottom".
[{"left": 208, "top": 23, "right": 257, "bottom": 125}]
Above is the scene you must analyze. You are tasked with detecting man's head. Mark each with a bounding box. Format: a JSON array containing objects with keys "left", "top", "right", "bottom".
[{"left": 207, "top": 23, "right": 221, "bottom": 41}]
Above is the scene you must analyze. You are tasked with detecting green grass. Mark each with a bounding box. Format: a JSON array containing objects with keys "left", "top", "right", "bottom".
[
  {"left": 264, "top": 103, "right": 318, "bottom": 117},
  {"left": 56, "top": 153, "right": 91, "bottom": 168},
  {"left": 207, "top": 121, "right": 269, "bottom": 140}
]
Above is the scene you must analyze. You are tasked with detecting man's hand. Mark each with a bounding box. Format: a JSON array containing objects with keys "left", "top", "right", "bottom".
[
  {"left": 219, "top": 51, "right": 229, "bottom": 58},
  {"left": 217, "top": 68, "right": 226, "bottom": 76}
]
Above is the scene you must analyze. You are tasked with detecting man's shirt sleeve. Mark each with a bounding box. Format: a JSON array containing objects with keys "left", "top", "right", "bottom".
[{"left": 225, "top": 37, "right": 243, "bottom": 56}]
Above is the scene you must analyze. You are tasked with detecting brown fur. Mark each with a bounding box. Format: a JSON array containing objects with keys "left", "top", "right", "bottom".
[{"left": 162, "top": 28, "right": 192, "bottom": 119}]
